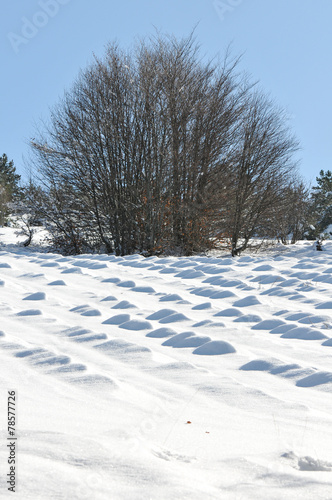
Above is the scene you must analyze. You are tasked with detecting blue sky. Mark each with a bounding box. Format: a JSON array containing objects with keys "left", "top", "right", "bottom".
[{"left": 1, "top": 0, "right": 331, "bottom": 185}]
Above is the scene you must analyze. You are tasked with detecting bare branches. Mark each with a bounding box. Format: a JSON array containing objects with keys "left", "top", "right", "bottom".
[{"left": 29, "top": 33, "right": 302, "bottom": 256}]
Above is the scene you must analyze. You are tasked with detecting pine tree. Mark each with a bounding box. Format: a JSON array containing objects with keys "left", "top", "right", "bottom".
[
  {"left": 0, "top": 154, "right": 21, "bottom": 226},
  {"left": 309, "top": 170, "right": 332, "bottom": 238}
]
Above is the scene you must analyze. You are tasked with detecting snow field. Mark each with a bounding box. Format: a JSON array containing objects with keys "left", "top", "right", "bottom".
[{"left": 0, "top": 234, "right": 332, "bottom": 499}]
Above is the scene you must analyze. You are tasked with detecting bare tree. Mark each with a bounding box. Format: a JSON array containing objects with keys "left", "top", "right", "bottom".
[
  {"left": 208, "top": 91, "right": 300, "bottom": 256},
  {"left": 29, "top": 34, "right": 300, "bottom": 257},
  {"left": 267, "top": 178, "right": 310, "bottom": 244},
  {"left": 30, "top": 34, "right": 246, "bottom": 255}
]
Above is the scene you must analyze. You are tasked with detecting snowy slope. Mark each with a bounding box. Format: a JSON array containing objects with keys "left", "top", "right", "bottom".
[{"left": 1, "top": 231, "right": 332, "bottom": 499}]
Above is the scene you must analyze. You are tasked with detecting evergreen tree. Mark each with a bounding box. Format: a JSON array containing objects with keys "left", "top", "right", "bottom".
[
  {"left": 0, "top": 154, "right": 21, "bottom": 225},
  {"left": 308, "top": 170, "right": 332, "bottom": 238}
]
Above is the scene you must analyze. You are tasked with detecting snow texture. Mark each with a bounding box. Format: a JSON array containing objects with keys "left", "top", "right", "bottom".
[{"left": 0, "top": 230, "right": 332, "bottom": 499}]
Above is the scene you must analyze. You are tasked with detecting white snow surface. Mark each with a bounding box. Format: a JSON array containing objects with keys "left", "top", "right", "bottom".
[{"left": 1, "top": 230, "right": 332, "bottom": 499}]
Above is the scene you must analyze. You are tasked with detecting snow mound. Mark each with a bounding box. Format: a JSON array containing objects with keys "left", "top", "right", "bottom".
[
  {"left": 162, "top": 332, "right": 211, "bottom": 348},
  {"left": 203, "top": 277, "right": 224, "bottom": 286},
  {"left": 238, "top": 256, "right": 254, "bottom": 263},
  {"left": 75, "top": 333, "right": 108, "bottom": 343},
  {"left": 316, "top": 301, "right": 332, "bottom": 309},
  {"left": 159, "top": 313, "right": 189, "bottom": 324},
  {"left": 164, "top": 260, "right": 194, "bottom": 269},
  {"left": 200, "top": 321, "right": 226, "bottom": 329},
  {"left": 192, "top": 302, "right": 211, "bottom": 310},
  {"left": 161, "top": 332, "right": 195, "bottom": 346},
  {"left": 131, "top": 286, "right": 156, "bottom": 293},
  {"left": 252, "top": 319, "right": 285, "bottom": 330},
  {"left": 234, "top": 314, "right": 262, "bottom": 323},
  {"left": 196, "top": 264, "right": 227, "bottom": 274},
  {"left": 72, "top": 260, "right": 108, "bottom": 270},
  {"left": 218, "top": 279, "right": 243, "bottom": 287},
  {"left": 251, "top": 274, "right": 285, "bottom": 284},
  {"left": 117, "top": 280, "right": 136, "bottom": 288},
  {"left": 23, "top": 292, "right": 46, "bottom": 301},
  {"left": 284, "top": 312, "right": 312, "bottom": 321},
  {"left": 146, "top": 309, "right": 177, "bottom": 321},
  {"left": 63, "top": 327, "right": 92, "bottom": 337},
  {"left": 19, "top": 272, "right": 45, "bottom": 279},
  {"left": 35, "top": 355, "right": 71, "bottom": 366},
  {"left": 48, "top": 280, "right": 66, "bottom": 286},
  {"left": 193, "top": 340, "right": 236, "bottom": 355},
  {"left": 15, "top": 348, "right": 46, "bottom": 359},
  {"left": 119, "top": 319, "right": 152, "bottom": 331},
  {"left": 102, "top": 314, "right": 131, "bottom": 325},
  {"left": 190, "top": 287, "right": 215, "bottom": 297},
  {"left": 175, "top": 269, "right": 205, "bottom": 279},
  {"left": 16, "top": 309, "right": 42, "bottom": 316},
  {"left": 240, "top": 360, "right": 277, "bottom": 371},
  {"left": 233, "top": 296, "right": 261, "bottom": 307},
  {"left": 240, "top": 359, "right": 305, "bottom": 379},
  {"left": 146, "top": 327, "right": 177, "bottom": 338},
  {"left": 112, "top": 300, "right": 137, "bottom": 309},
  {"left": 210, "top": 290, "right": 237, "bottom": 299},
  {"left": 299, "top": 314, "right": 330, "bottom": 324},
  {"left": 192, "top": 319, "right": 211, "bottom": 327},
  {"left": 159, "top": 294, "right": 183, "bottom": 302},
  {"left": 71, "top": 375, "right": 117, "bottom": 388},
  {"left": 52, "top": 363, "right": 86, "bottom": 372},
  {"left": 281, "top": 327, "right": 328, "bottom": 340},
  {"left": 261, "top": 287, "right": 292, "bottom": 297},
  {"left": 122, "top": 261, "right": 151, "bottom": 268},
  {"left": 101, "top": 277, "right": 120, "bottom": 283},
  {"left": 270, "top": 363, "right": 302, "bottom": 375},
  {"left": 214, "top": 308, "right": 243, "bottom": 317},
  {"left": 253, "top": 264, "right": 275, "bottom": 271},
  {"left": 270, "top": 324, "right": 297, "bottom": 334},
  {"left": 61, "top": 267, "right": 83, "bottom": 274},
  {"left": 159, "top": 267, "right": 178, "bottom": 274},
  {"left": 94, "top": 339, "right": 151, "bottom": 355},
  {"left": 282, "top": 451, "right": 332, "bottom": 471},
  {"left": 296, "top": 371, "right": 332, "bottom": 387},
  {"left": 100, "top": 295, "right": 117, "bottom": 301},
  {"left": 292, "top": 262, "right": 317, "bottom": 269},
  {"left": 70, "top": 305, "right": 101, "bottom": 316},
  {"left": 322, "top": 338, "right": 332, "bottom": 346}
]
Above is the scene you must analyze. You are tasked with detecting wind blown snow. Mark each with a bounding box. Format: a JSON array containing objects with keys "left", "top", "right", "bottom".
[{"left": 1, "top": 230, "right": 332, "bottom": 499}]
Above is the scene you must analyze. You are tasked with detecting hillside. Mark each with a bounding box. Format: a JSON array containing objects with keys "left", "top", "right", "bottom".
[{"left": 0, "top": 230, "right": 332, "bottom": 499}]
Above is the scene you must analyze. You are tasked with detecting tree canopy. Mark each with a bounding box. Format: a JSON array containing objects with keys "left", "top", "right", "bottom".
[
  {"left": 308, "top": 170, "right": 332, "bottom": 238},
  {"left": 29, "top": 33, "right": 303, "bottom": 255},
  {"left": 0, "top": 154, "right": 21, "bottom": 226}
]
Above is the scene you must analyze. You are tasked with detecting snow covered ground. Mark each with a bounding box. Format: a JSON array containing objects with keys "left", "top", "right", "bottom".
[{"left": 1, "top": 229, "right": 332, "bottom": 499}]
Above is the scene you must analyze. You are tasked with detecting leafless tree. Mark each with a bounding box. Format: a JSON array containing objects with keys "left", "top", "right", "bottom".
[
  {"left": 208, "top": 91, "right": 300, "bottom": 255},
  {"left": 29, "top": 34, "right": 300, "bottom": 257},
  {"left": 267, "top": 178, "right": 310, "bottom": 244},
  {"left": 30, "top": 34, "right": 246, "bottom": 255}
]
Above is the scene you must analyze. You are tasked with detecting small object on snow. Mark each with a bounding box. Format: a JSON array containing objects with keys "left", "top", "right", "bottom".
[
  {"left": 186, "top": 421, "right": 192, "bottom": 424},
  {"left": 316, "top": 239, "right": 323, "bottom": 251}
]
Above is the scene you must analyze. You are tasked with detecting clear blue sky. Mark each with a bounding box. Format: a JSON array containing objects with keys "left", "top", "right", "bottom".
[{"left": 1, "top": 0, "right": 331, "bottom": 185}]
